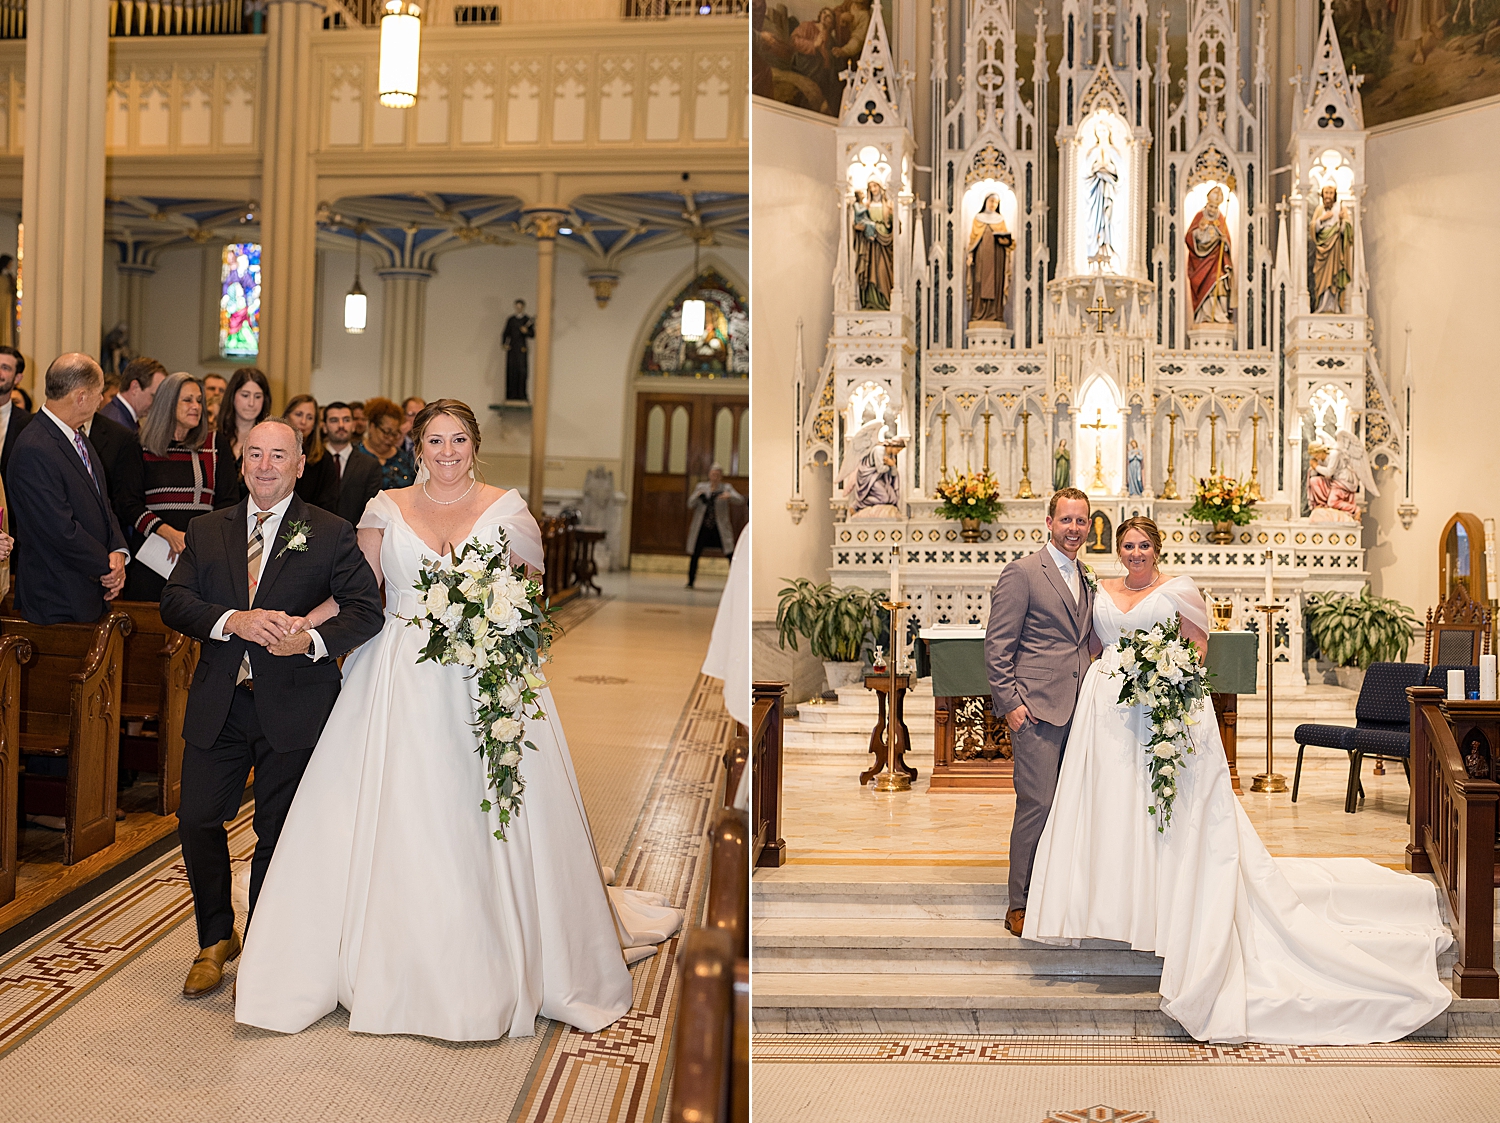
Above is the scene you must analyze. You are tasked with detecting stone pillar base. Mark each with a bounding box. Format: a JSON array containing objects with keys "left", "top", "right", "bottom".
[
  {"left": 966, "top": 322, "right": 1013, "bottom": 349},
  {"left": 1188, "top": 324, "right": 1236, "bottom": 351}
]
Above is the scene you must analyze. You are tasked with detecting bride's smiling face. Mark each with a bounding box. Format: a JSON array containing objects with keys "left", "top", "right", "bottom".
[
  {"left": 1117, "top": 528, "right": 1158, "bottom": 578},
  {"left": 420, "top": 413, "right": 474, "bottom": 484}
]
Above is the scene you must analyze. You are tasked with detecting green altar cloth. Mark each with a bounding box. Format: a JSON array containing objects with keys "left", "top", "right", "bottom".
[{"left": 1206, "top": 630, "right": 1259, "bottom": 694}]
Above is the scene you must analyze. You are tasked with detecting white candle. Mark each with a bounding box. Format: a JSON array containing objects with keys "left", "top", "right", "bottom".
[
  {"left": 1448, "top": 668, "right": 1466, "bottom": 701},
  {"left": 1482, "top": 654, "right": 1497, "bottom": 702},
  {"left": 1264, "top": 549, "right": 1274, "bottom": 604},
  {"left": 890, "top": 544, "right": 900, "bottom": 600}
]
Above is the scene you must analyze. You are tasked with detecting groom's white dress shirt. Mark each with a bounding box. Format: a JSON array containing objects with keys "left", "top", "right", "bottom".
[
  {"left": 1046, "top": 541, "right": 1081, "bottom": 603},
  {"left": 209, "top": 492, "right": 327, "bottom": 662}
]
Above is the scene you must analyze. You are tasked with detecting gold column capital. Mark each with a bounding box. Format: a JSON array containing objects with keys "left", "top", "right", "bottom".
[{"left": 522, "top": 207, "right": 570, "bottom": 241}]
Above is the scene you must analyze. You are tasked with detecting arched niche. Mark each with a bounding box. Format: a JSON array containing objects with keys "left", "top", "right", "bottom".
[
  {"left": 1075, "top": 373, "right": 1124, "bottom": 496},
  {"left": 1439, "top": 512, "right": 1488, "bottom": 604}
]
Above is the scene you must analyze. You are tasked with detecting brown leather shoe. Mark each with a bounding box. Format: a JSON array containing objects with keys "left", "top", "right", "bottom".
[
  {"left": 1004, "top": 907, "right": 1026, "bottom": 937},
  {"left": 182, "top": 930, "right": 242, "bottom": 999}
]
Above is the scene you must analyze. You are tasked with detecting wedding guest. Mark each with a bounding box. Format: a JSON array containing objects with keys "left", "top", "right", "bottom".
[
  {"left": 7, "top": 353, "right": 129, "bottom": 624},
  {"left": 11, "top": 387, "right": 31, "bottom": 412},
  {"left": 101, "top": 356, "right": 167, "bottom": 435},
  {"left": 358, "top": 396, "right": 416, "bottom": 491},
  {"left": 348, "top": 400, "right": 367, "bottom": 446},
  {"left": 203, "top": 372, "right": 228, "bottom": 428},
  {"left": 0, "top": 344, "right": 32, "bottom": 482},
  {"left": 215, "top": 366, "right": 272, "bottom": 506},
  {"left": 285, "top": 393, "right": 338, "bottom": 511},
  {"left": 400, "top": 396, "right": 425, "bottom": 455},
  {"left": 86, "top": 406, "right": 144, "bottom": 561},
  {"left": 684, "top": 464, "right": 744, "bottom": 589},
  {"left": 121, "top": 373, "right": 225, "bottom": 601},
  {"left": 322, "top": 401, "right": 381, "bottom": 525}
]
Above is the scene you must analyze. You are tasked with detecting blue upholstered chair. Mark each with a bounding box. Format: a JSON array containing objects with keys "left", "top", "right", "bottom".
[{"left": 1291, "top": 662, "right": 1429, "bottom": 813}]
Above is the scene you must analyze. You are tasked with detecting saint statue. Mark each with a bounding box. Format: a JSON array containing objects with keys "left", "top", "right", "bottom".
[
  {"left": 1126, "top": 439, "right": 1144, "bottom": 496},
  {"left": 838, "top": 420, "right": 902, "bottom": 516},
  {"left": 1310, "top": 185, "right": 1354, "bottom": 314},
  {"left": 1186, "top": 186, "right": 1234, "bottom": 325},
  {"left": 852, "top": 181, "right": 895, "bottom": 311},
  {"left": 967, "top": 194, "right": 1013, "bottom": 325},
  {"left": 1306, "top": 429, "right": 1378, "bottom": 521},
  {"left": 1052, "top": 438, "right": 1071, "bottom": 493},
  {"left": 1085, "top": 122, "right": 1119, "bottom": 267},
  {"left": 502, "top": 299, "right": 535, "bottom": 402}
]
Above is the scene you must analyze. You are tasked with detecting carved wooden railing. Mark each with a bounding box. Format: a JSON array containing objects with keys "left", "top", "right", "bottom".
[
  {"left": 752, "top": 681, "right": 786, "bottom": 869},
  {"left": 1406, "top": 685, "right": 1500, "bottom": 998},
  {"left": 537, "top": 516, "right": 582, "bottom": 606},
  {"left": 117, "top": 601, "right": 199, "bottom": 816},
  {"left": 0, "top": 635, "right": 34, "bottom": 906}
]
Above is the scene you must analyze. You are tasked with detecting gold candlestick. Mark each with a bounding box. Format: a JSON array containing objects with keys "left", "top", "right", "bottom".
[
  {"left": 1248, "top": 412, "right": 1263, "bottom": 501},
  {"left": 1160, "top": 412, "right": 1179, "bottom": 499},
  {"left": 874, "top": 599, "right": 912, "bottom": 793},
  {"left": 982, "top": 410, "right": 992, "bottom": 473},
  {"left": 1208, "top": 410, "right": 1219, "bottom": 476},
  {"left": 1250, "top": 603, "right": 1287, "bottom": 793},
  {"left": 938, "top": 410, "right": 951, "bottom": 479},
  {"left": 1016, "top": 409, "right": 1036, "bottom": 499}
]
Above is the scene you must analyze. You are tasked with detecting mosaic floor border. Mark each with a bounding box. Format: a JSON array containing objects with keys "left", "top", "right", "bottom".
[{"left": 752, "top": 1033, "right": 1500, "bottom": 1067}]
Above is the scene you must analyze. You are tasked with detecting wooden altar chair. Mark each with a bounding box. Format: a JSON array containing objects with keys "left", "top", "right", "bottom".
[{"left": 1423, "top": 584, "right": 1492, "bottom": 668}]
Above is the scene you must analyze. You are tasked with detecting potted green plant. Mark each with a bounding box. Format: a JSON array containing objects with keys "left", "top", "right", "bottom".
[
  {"left": 1303, "top": 588, "right": 1419, "bottom": 692},
  {"left": 933, "top": 470, "right": 1006, "bottom": 542},
  {"left": 1183, "top": 474, "right": 1257, "bottom": 543},
  {"left": 776, "top": 578, "right": 884, "bottom": 690}
]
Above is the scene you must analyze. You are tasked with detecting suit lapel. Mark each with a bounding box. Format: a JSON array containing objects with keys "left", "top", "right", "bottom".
[
  {"left": 253, "top": 495, "right": 306, "bottom": 605},
  {"left": 44, "top": 415, "right": 100, "bottom": 497},
  {"left": 1039, "top": 548, "right": 1089, "bottom": 638},
  {"left": 220, "top": 502, "right": 251, "bottom": 610}
]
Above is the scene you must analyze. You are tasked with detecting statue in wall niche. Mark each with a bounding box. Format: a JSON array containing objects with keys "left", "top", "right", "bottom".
[
  {"left": 851, "top": 182, "right": 895, "bottom": 311},
  {"left": 837, "top": 420, "right": 902, "bottom": 516},
  {"left": 967, "top": 194, "right": 1013, "bottom": 325},
  {"left": 1186, "top": 186, "right": 1234, "bottom": 325},
  {"left": 502, "top": 299, "right": 534, "bottom": 403},
  {"left": 1085, "top": 122, "right": 1119, "bottom": 267},
  {"left": 1310, "top": 185, "right": 1354, "bottom": 314},
  {"left": 1052, "top": 438, "right": 1071, "bottom": 493},
  {"left": 580, "top": 466, "right": 614, "bottom": 531},
  {"left": 1127, "top": 439, "right": 1144, "bottom": 496},
  {"left": 101, "top": 322, "right": 133, "bottom": 377},
  {"left": 1307, "top": 429, "right": 1378, "bottom": 521}
]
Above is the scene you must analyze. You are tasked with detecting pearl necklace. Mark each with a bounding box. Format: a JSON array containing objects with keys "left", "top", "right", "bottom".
[
  {"left": 1123, "top": 570, "right": 1160, "bottom": 593},
  {"left": 422, "top": 478, "right": 477, "bottom": 507}
]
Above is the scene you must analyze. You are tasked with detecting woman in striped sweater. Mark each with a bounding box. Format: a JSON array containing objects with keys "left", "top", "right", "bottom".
[{"left": 122, "top": 372, "right": 234, "bottom": 601}]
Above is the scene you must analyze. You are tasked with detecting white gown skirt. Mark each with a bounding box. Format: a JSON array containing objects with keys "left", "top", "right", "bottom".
[
  {"left": 234, "top": 612, "right": 682, "bottom": 1041},
  {"left": 1024, "top": 661, "right": 1454, "bottom": 1045}
]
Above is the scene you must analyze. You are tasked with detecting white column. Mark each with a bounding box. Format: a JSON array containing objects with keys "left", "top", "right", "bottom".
[
  {"left": 21, "top": 0, "right": 108, "bottom": 369},
  {"left": 377, "top": 267, "right": 433, "bottom": 402},
  {"left": 523, "top": 206, "right": 566, "bottom": 517}
]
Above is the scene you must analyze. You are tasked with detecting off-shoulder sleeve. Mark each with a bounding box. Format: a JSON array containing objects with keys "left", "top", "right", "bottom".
[
  {"left": 491, "top": 490, "right": 545, "bottom": 571},
  {"left": 357, "top": 489, "right": 394, "bottom": 531},
  {"left": 1162, "top": 575, "right": 1211, "bottom": 636}
]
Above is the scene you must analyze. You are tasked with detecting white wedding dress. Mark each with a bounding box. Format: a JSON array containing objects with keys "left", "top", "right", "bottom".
[
  {"left": 235, "top": 489, "right": 683, "bottom": 1041},
  {"left": 1024, "top": 575, "right": 1454, "bottom": 1044}
]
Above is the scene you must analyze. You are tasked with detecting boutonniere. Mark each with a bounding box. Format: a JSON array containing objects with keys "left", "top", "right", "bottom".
[
  {"left": 276, "top": 520, "right": 313, "bottom": 559},
  {"left": 1080, "top": 564, "right": 1099, "bottom": 593}
]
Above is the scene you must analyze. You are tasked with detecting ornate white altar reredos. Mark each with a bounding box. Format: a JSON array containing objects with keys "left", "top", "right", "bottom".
[{"left": 788, "top": 0, "right": 1407, "bottom": 687}]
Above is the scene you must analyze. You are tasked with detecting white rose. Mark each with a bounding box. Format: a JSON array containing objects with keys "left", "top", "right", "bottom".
[
  {"left": 489, "top": 715, "right": 523, "bottom": 742},
  {"left": 451, "top": 641, "right": 476, "bottom": 666},
  {"left": 424, "top": 583, "right": 451, "bottom": 613},
  {"left": 1153, "top": 744, "right": 1175, "bottom": 759},
  {"left": 459, "top": 576, "right": 481, "bottom": 599},
  {"left": 497, "top": 680, "right": 523, "bottom": 709},
  {"left": 499, "top": 750, "right": 522, "bottom": 767},
  {"left": 1158, "top": 764, "right": 1175, "bottom": 778},
  {"left": 1161, "top": 785, "right": 1174, "bottom": 798}
]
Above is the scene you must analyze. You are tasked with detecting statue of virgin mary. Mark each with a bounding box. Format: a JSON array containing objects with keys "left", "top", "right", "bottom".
[{"left": 967, "top": 194, "right": 1013, "bottom": 325}]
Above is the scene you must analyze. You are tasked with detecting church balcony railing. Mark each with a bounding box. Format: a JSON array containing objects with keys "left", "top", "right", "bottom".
[{"left": 322, "top": 0, "right": 748, "bottom": 27}]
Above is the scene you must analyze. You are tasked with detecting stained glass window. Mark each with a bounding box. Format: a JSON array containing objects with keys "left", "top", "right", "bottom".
[{"left": 219, "top": 242, "right": 260, "bottom": 358}]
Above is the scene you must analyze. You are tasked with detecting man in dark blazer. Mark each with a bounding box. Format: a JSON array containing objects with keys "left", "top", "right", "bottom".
[
  {"left": 87, "top": 408, "right": 144, "bottom": 557},
  {"left": 321, "top": 401, "right": 382, "bottom": 525},
  {"left": 99, "top": 355, "right": 166, "bottom": 434},
  {"left": 160, "top": 417, "right": 383, "bottom": 999},
  {"left": 0, "top": 344, "right": 32, "bottom": 482},
  {"left": 7, "top": 354, "right": 129, "bottom": 624}
]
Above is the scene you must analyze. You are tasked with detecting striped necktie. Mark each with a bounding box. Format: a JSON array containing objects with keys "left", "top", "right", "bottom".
[
  {"left": 72, "top": 428, "right": 99, "bottom": 491},
  {"left": 237, "top": 512, "right": 273, "bottom": 685}
]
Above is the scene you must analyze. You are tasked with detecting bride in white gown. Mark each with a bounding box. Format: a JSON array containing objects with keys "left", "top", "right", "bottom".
[
  {"left": 235, "top": 400, "right": 682, "bottom": 1041},
  {"left": 1023, "top": 516, "right": 1453, "bottom": 1045}
]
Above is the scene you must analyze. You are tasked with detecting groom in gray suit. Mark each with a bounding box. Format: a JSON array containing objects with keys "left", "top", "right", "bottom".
[{"left": 985, "top": 486, "right": 1094, "bottom": 936}]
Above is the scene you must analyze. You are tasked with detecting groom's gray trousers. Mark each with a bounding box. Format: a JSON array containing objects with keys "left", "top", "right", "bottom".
[{"left": 1007, "top": 718, "right": 1072, "bottom": 910}]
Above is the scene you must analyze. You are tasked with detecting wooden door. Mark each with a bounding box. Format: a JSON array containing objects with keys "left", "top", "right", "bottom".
[{"left": 631, "top": 392, "right": 749, "bottom": 556}]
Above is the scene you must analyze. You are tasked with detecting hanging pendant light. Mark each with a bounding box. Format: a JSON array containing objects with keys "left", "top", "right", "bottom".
[
  {"left": 378, "top": 1, "right": 422, "bottom": 109},
  {"left": 680, "top": 238, "right": 707, "bottom": 343},
  {"left": 344, "top": 229, "right": 368, "bottom": 334}
]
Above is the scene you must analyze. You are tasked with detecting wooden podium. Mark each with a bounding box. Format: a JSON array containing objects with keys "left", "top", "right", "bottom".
[
  {"left": 1206, "top": 630, "right": 1258, "bottom": 795},
  {"left": 923, "top": 628, "right": 1014, "bottom": 791}
]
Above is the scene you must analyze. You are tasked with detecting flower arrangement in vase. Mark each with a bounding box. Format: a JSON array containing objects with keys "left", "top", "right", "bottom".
[
  {"left": 934, "top": 471, "right": 1006, "bottom": 542},
  {"left": 1183, "top": 474, "right": 1256, "bottom": 543}
]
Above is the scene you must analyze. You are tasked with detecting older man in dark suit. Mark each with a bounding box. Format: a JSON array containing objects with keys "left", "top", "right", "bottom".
[
  {"left": 160, "top": 417, "right": 383, "bottom": 998},
  {"left": 7, "top": 354, "right": 129, "bottom": 624},
  {"left": 0, "top": 344, "right": 31, "bottom": 482}
]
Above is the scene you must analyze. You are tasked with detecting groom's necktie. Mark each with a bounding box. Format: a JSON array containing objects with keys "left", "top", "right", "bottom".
[{"left": 237, "top": 512, "right": 273, "bottom": 685}]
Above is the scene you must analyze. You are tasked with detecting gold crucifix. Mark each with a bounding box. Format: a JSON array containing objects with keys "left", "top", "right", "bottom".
[
  {"left": 1085, "top": 292, "right": 1115, "bottom": 333},
  {"left": 1081, "top": 408, "right": 1115, "bottom": 491}
]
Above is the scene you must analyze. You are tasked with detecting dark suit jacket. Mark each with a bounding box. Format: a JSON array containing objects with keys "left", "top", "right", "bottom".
[
  {"left": 100, "top": 394, "right": 139, "bottom": 434},
  {"left": 159, "top": 495, "right": 384, "bottom": 753},
  {"left": 984, "top": 548, "right": 1096, "bottom": 727},
  {"left": 0, "top": 403, "right": 31, "bottom": 482},
  {"left": 331, "top": 445, "right": 382, "bottom": 526},
  {"left": 7, "top": 411, "right": 129, "bottom": 624},
  {"left": 88, "top": 411, "right": 144, "bottom": 552}
]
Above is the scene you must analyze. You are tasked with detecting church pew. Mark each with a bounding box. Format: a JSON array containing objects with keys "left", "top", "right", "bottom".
[
  {"left": 706, "top": 807, "right": 749, "bottom": 959},
  {"left": 752, "top": 681, "right": 787, "bottom": 868},
  {"left": 115, "top": 601, "right": 199, "bottom": 816},
  {"left": 538, "top": 515, "right": 581, "bottom": 606},
  {"left": 1, "top": 611, "right": 133, "bottom": 866},
  {"left": 0, "top": 635, "right": 34, "bottom": 906},
  {"left": 668, "top": 926, "right": 736, "bottom": 1123}
]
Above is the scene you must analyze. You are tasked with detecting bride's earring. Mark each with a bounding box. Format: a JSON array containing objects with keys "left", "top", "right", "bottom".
[{"left": 415, "top": 457, "right": 431, "bottom": 485}]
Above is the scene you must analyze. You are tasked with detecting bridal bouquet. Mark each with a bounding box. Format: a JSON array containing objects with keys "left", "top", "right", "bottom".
[
  {"left": 405, "top": 533, "right": 555, "bottom": 841},
  {"left": 1096, "top": 615, "right": 1213, "bottom": 831}
]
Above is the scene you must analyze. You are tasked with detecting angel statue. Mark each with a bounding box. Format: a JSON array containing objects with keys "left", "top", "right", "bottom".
[
  {"left": 1311, "top": 185, "right": 1354, "bottom": 314},
  {"left": 852, "top": 181, "right": 895, "bottom": 311},
  {"left": 1186, "top": 186, "right": 1234, "bottom": 325},
  {"left": 837, "top": 419, "right": 902, "bottom": 517},
  {"left": 1307, "top": 429, "right": 1377, "bottom": 522}
]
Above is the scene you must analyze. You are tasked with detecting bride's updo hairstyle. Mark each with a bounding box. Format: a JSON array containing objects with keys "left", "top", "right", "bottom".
[
  {"left": 1116, "top": 515, "right": 1164, "bottom": 559},
  {"left": 412, "top": 398, "right": 485, "bottom": 481}
]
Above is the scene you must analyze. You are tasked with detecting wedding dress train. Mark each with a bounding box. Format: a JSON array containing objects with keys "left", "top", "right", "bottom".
[
  {"left": 1024, "top": 575, "right": 1453, "bottom": 1044},
  {"left": 235, "top": 490, "right": 683, "bottom": 1041}
]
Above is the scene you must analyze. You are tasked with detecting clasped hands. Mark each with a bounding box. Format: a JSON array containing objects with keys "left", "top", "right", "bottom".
[{"left": 226, "top": 609, "right": 315, "bottom": 656}]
